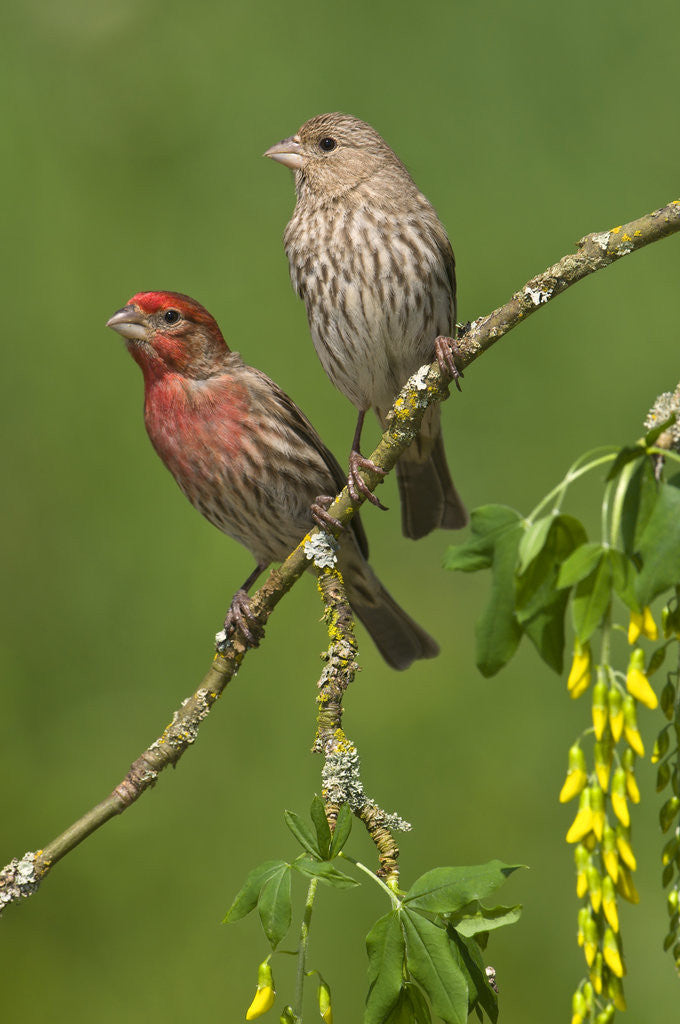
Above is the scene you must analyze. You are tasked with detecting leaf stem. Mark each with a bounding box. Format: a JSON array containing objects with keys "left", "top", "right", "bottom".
[
  {"left": 339, "top": 853, "right": 401, "bottom": 908},
  {"left": 527, "top": 450, "right": 618, "bottom": 523},
  {"left": 294, "top": 877, "right": 319, "bottom": 1021}
]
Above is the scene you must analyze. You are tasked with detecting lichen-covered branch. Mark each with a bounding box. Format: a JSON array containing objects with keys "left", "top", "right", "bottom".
[
  {"left": 313, "top": 556, "right": 409, "bottom": 883},
  {"left": 2, "top": 198, "right": 678, "bottom": 914}
]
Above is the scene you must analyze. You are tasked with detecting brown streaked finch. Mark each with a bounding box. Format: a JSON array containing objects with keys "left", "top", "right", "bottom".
[
  {"left": 106, "top": 291, "right": 438, "bottom": 670},
  {"left": 265, "top": 112, "right": 468, "bottom": 540}
]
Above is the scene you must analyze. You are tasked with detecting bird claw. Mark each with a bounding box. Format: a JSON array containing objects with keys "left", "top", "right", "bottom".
[
  {"left": 311, "top": 495, "right": 345, "bottom": 533},
  {"left": 222, "top": 588, "right": 265, "bottom": 648},
  {"left": 348, "top": 451, "right": 388, "bottom": 510},
  {"left": 434, "top": 335, "right": 464, "bottom": 392}
]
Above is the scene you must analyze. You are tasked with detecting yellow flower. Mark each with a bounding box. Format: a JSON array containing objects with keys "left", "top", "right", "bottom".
[
  {"left": 575, "top": 845, "right": 590, "bottom": 898},
  {"left": 566, "top": 787, "right": 594, "bottom": 843},
  {"left": 587, "top": 863, "right": 602, "bottom": 912},
  {"left": 628, "top": 606, "right": 658, "bottom": 644},
  {"left": 560, "top": 743, "right": 588, "bottom": 802},
  {"left": 246, "top": 960, "right": 276, "bottom": 1020},
  {"left": 589, "top": 951, "right": 603, "bottom": 993},
  {"left": 626, "top": 648, "right": 658, "bottom": 709},
  {"left": 590, "top": 786, "right": 605, "bottom": 840},
  {"left": 567, "top": 640, "right": 591, "bottom": 698},
  {"left": 603, "top": 927, "right": 625, "bottom": 977}
]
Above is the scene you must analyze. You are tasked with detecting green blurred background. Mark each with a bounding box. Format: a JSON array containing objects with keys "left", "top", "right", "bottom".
[{"left": 2, "top": 0, "right": 679, "bottom": 1020}]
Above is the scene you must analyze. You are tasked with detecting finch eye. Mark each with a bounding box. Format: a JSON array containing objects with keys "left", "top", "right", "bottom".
[
  {"left": 163, "top": 309, "right": 181, "bottom": 325},
  {"left": 318, "top": 137, "right": 336, "bottom": 152}
]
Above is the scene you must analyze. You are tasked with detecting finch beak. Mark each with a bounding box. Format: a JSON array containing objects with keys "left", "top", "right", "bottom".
[
  {"left": 264, "top": 134, "right": 303, "bottom": 171},
  {"left": 106, "top": 305, "right": 148, "bottom": 341}
]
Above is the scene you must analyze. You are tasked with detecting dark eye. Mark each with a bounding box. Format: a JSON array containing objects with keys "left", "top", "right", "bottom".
[
  {"left": 318, "top": 137, "right": 336, "bottom": 152},
  {"left": 163, "top": 309, "right": 181, "bottom": 324}
]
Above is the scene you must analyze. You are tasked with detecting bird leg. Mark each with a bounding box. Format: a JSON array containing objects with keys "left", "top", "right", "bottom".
[
  {"left": 221, "top": 562, "right": 267, "bottom": 647},
  {"left": 434, "top": 335, "right": 464, "bottom": 392},
  {"left": 348, "top": 410, "right": 388, "bottom": 509},
  {"left": 311, "top": 494, "right": 345, "bottom": 534}
]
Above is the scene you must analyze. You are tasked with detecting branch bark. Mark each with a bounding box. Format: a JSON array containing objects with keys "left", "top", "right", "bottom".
[{"left": 1, "top": 198, "right": 678, "bottom": 915}]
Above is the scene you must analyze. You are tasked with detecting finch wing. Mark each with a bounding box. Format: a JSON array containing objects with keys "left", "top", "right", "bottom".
[{"left": 252, "top": 369, "right": 370, "bottom": 560}]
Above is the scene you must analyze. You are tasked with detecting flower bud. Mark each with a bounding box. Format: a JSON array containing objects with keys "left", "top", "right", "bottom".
[
  {"left": 667, "top": 888, "right": 679, "bottom": 916},
  {"left": 622, "top": 696, "right": 645, "bottom": 756},
  {"left": 583, "top": 914, "right": 598, "bottom": 967},
  {"left": 595, "top": 1005, "right": 615, "bottom": 1024},
  {"left": 622, "top": 747, "right": 640, "bottom": 803},
  {"left": 602, "top": 875, "right": 619, "bottom": 932},
  {"left": 662, "top": 835, "right": 680, "bottom": 866},
  {"left": 586, "top": 863, "right": 602, "bottom": 913},
  {"left": 626, "top": 648, "right": 658, "bottom": 709},
  {"left": 616, "top": 866, "right": 639, "bottom": 904},
  {"left": 318, "top": 980, "right": 333, "bottom": 1024},
  {"left": 592, "top": 675, "right": 609, "bottom": 740},
  {"left": 602, "top": 825, "right": 619, "bottom": 882},
  {"left": 607, "top": 973, "right": 627, "bottom": 1011},
  {"left": 615, "top": 824, "right": 637, "bottom": 871},
  {"left": 602, "top": 927, "right": 625, "bottom": 977},
  {"left": 611, "top": 767, "right": 630, "bottom": 827},
  {"left": 571, "top": 989, "right": 586, "bottom": 1024},
  {"left": 575, "top": 845, "right": 590, "bottom": 898},
  {"left": 246, "top": 960, "right": 276, "bottom": 1020},
  {"left": 657, "top": 761, "right": 672, "bottom": 792},
  {"left": 566, "top": 787, "right": 594, "bottom": 843},
  {"left": 594, "top": 736, "right": 613, "bottom": 792},
  {"left": 608, "top": 688, "right": 624, "bottom": 742},
  {"left": 589, "top": 951, "right": 603, "bottom": 993},
  {"left": 559, "top": 743, "right": 588, "bottom": 803},
  {"left": 568, "top": 641, "right": 592, "bottom": 698}
]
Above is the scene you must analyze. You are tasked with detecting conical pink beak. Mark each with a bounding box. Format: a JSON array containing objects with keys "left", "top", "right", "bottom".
[{"left": 264, "top": 134, "right": 303, "bottom": 171}]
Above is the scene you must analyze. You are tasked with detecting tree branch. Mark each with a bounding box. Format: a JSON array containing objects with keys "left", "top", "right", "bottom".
[{"left": 1, "top": 198, "right": 678, "bottom": 915}]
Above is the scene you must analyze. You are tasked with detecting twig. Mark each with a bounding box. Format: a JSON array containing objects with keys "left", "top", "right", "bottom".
[
  {"left": 1, "top": 198, "right": 678, "bottom": 914},
  {"left": 313, "top": 557, "right": 409, "bottom": 884}
]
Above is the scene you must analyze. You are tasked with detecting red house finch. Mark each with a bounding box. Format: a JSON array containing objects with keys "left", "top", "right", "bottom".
[
  {"left": 107, "top": 291, "right": 438, "bottom": 670},
  {"left": 265, "top": 112, "right": 467, "bottom": 540}
]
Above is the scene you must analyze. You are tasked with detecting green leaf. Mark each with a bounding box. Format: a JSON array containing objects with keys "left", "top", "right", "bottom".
[
  {"left": 405, "top": 862, "right": 520, "bottom": 915},
  {"left": 443, "top": 505, "right": 522, "bottom": 574},
  {"left": 476, "top": 521, "right": 524, "bottom": 677},
  {"left": 365, "top": 911, "right": 406, "bottom": 1024},
  {"left": 284, "top": 809, "right": 320, "bottom": 858},
  {"left": 310, "top": 796, "right": 332, "bottom": 859},
  {"left": 621, "top": 458, "right": 658, "bottom": 555},
  {"left": 522, "top": 596, "right": 568, "bottom": 673},
  {"left": 402, "top": 909, "right": 468, "bottom": 1024},
  {"left": 448, "top": 930, "right": 498, "bottom": 1023},
  {"left": 451, "top": 901, "right": 523, "bottom": 937},
  {"left": 605, "top": 444, "right": 646, "bottom": 482},
  {"left": 636, "top": 481, "right": 680, "bottom": 606},
  {"left": 329, "top": 803, "right": 353, "bottom": 858},
  {"left": 557, "top": 542, "right": 605, "bottom": 588},
  {"left": 609, "top": 549, "right": 639, "bottom": 612},
  {"left": 515, "top": 514, "right": 587, "bottom": 673},
  {"left": 258, "top": 864, "right": 292, "bottom": 949},
  {"left": 223, "top": 860, "right": 288, "bottom": 923},
  {"left": 517, "top": 515, "right": 554, "bottom": 573},
  {"left": 645, "top": 414, "right": 676, "bottom": 446},
  {"left": 293, "top": 857, "right": 358, "bottom": 889},
  {"left": 571, "top": 555, "right": 613, "bottom": 643},
  {"left": 385, "top": 984, "right": 432, "bottom": 1024}
]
